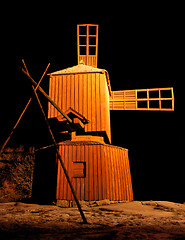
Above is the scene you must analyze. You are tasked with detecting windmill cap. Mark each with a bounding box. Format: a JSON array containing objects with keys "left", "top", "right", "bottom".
[{"left": 48, "top": 64, "right": 112, "bottom": 96}]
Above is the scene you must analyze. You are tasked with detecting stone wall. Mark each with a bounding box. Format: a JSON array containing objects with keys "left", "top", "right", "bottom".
[{"left": 0, "top": 146, "right": 35, "bottom": 203}]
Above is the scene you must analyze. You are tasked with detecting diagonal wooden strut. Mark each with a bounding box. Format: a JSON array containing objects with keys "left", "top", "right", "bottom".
[
  {"left": 21, "top": 68, "right": 73, "bottom": 124},
  {"left": 22, "top": 61, "right": 87, "bottom": 224},
  {"left": 0, "top": 62, "right": 50, "bottom": 155},
  {"left": 32, "top": 83, "right": 88, "bottom": 224}
]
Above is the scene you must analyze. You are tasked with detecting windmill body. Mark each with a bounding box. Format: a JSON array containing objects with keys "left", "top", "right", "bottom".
[{"left": 47, "top": 24, "right": 174, "bottom": 202}]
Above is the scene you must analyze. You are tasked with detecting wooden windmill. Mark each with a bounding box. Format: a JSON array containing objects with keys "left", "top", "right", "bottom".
[
  {"left": 47, "top": 24, "right": 174, "bottom": 204},
  {"left": 0, "top": 24, "right": 175, "bottom": 223}
]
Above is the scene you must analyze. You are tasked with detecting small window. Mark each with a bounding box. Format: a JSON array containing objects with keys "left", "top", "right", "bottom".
[{"left": 73, "top": 162, "right": 86, "bottom": 178}]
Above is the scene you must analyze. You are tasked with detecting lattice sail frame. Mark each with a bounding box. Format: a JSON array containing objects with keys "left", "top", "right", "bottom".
[
  {"left": 110, "top": 88, "right": 175, "bottom": 111},
  {"left": 77, "top": 24, "right": 99, "bottom": 68}
]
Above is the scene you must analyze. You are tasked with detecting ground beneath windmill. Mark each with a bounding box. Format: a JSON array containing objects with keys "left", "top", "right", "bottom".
[{"left": 0, "top": 201, "right": 185, "bottom": 240}]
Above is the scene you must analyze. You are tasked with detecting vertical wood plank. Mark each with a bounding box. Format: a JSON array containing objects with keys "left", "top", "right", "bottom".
[
  {"left": 91, "top": 73, "right": 96, "bottom": 132},
  {"left": 82, "top": 74, "right": 87, "bottom": 118},
  {"left": 67, "top": 145, "right": 73, "bottom": 200},
  {"left": 48, "top": 76, "right": 52, "bottom": 118},
  {"left": 101, "top": 146, "right": 106, "bottom": 200},
  {"left": 55, "top": 76, "right": 59, "bottom": 117},
  {"left": 96, "top": 73, "right": 101, "bottom": 131},
  {"left": 116, "top": 149, "right": 121, "bottom": 200},
  {"left": 62, "top": 75, "right": 67, "bottom": 112},
  {"left": 60, "top": 145, "right": 65, "bottom": 200},
  {"left": 120, "top": 149, "right": 126, "bottom": 200},
  {"left": 58, "top": 76, "right": 62, "bottom": 113},
  {"left": 84, "top": 145, "right": 89, "bottom": 201},
  {"left": 66, "top": 75, "right": 71, "bottom": 110},
  {"left": 121, "top": 149, "right": 127, "bottom": 200},
  {"left": 78, "top": 74, "right": 83, "bottom": 114},
  {"left": 52, "top": 76, "right": 56, "bottom": 118},
  {"left": 80, "top": 145, "right": 85, "bottom": 201},
  {"left": 72, "top": 145, "right": 77, "bottom": 201},
  {"left": 74, "top": 74, "right": 79, "bottom": 112},
  {"left": 89, "top": 145, "right": 93, "bottom": 200},
  {"left": 56, "top": 146, "right": 61, "bottom": 199},
  {"left": 63, "top": 146, "right": 69, "bottom": 200},
  {"left": 107, "top": 146, "right": 113, "bottom": 200},
  {"left": 76, "top": 145, "right": 81, "bottom": 200},
  {"left": 114, "top": 148, "right": 119, "bottom": 200},
  {"left": 109, "top": 147, "right": 114, "bottom": 200},
  {"left": 87, "top": 74, "right": 92, "bottom": 132},
  {"left": 124, "top": 150, "right": 130, "bottom": 200},
  {"left": 97, "top": 145, "right": 102, "bottom": 200},
  {"left": 93, "top": 145, "right": 98, "bottom": 200}
]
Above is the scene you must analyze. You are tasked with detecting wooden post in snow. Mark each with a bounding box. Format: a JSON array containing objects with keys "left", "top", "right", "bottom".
[{"left": 32, "top": 86, "right": 88, "bottom": 224}]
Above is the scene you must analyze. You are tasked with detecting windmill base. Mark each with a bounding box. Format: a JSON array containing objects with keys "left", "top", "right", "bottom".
[{"left": 56, "top": 141, "right": 134, "bottom": 202}]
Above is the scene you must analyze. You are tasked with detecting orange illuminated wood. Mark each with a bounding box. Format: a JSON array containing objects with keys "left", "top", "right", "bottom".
[
  {"left": 56, "top": 142, "right": 133, "bottom": 201},
  {"left": 48, "top": 66, "right": 111, "bottom": 143},
  {"left": 47, "top": 24, "right": 175, "bottom": 204},
  {"left": 110, "top": 88, "right": 175, "bottom": 111},
  {"left": 20, "top": 61, "right": 88, "bottom": 223},
  {"left": 6, "top": 24, "right": 177, "bottom": 211}
]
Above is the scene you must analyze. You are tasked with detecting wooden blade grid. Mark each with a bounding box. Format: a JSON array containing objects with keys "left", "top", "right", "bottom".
[
  {"left": 77, "top": 24, "right": 99, "bottom": 67},
  {"left": 110, "top": 88, "right": 174, "bottom": 111}
]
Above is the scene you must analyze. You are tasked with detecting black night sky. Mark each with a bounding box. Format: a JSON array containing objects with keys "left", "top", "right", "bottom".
[{"left": 1, "top": 9, "right": 183, "bottom": 203}]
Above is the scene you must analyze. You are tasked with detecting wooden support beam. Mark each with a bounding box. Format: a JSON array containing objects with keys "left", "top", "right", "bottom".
[
  {"left": 22, "top": 61, "right": 87, "bottom": 223},
  {"left": 32, "top": 88, "right": 88, "bottom": 224},
  {"left": 21, "top": 68, "right": 73, "bottom": 124}
]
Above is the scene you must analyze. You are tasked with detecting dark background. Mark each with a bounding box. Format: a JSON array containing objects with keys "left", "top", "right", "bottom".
[{"left": 1, "top": 11, "right": 183, "bottom": 203}]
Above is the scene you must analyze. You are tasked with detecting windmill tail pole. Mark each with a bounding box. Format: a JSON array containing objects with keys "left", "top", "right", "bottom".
[
  {"left": 32, "top": 88, "right": 88, "bottom": 224},
  {"left": 21, "top": 68, "right": 73, "bottom": 124}
]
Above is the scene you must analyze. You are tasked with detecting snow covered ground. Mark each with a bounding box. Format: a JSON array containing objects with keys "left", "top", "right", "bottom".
[{"left": 0, "top": 201, "right": 185, "bottom": 239}]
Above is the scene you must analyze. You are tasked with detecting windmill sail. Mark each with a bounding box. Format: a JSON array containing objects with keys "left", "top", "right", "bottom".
[
  {"left": 110, "top": 88, "right": 174, "bottom": 111},
  {"left": 77, "top": 24, "right": 99, "bottom": 68}
]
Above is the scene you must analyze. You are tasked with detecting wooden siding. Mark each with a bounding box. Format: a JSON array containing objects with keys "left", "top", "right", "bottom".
[
  {"left": 110, "top": 88, "right": 175, "bottom": 111},
  {"left": 48, "top": 72, "right": 111, "bottom": 143},
  {"left": 79, "top": 56, "right": 97, "bottom": 68},
  {"left": 56, "top": 142, "right": 134, "bottom": 201}
]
